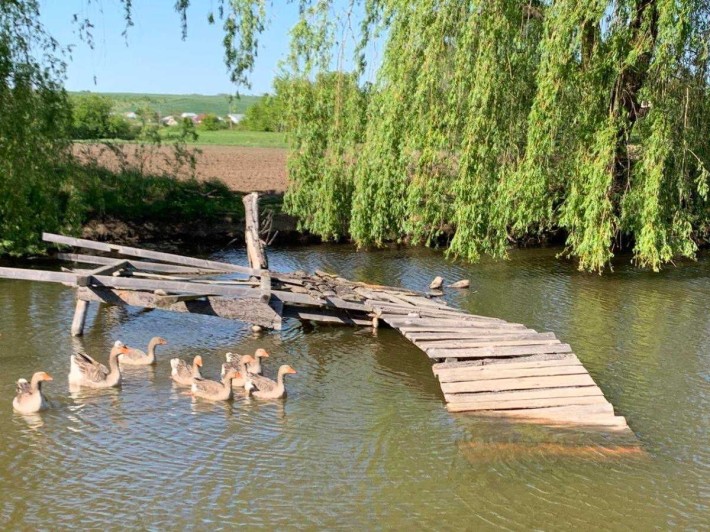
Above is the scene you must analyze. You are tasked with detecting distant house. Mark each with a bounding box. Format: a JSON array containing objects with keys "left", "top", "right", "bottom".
[
  {"left": 195, "top": 113, "right": 208, "bottom": 124},
  {"left": 161, "top": 115, "right": 178, "bottom": 126},
  {"left": 227, "top": 113, "right": 245, "bottom": 124},
  {"left": 124, "top": 111, "right": 138, "bottom": 120},
  {"left": 181, "top": 112, "right": 198, "bottom": 120}
]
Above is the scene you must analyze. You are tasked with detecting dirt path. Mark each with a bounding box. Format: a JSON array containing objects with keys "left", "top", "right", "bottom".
[{"left": 74, "top": 144, "right": 289, "bottom": 193}]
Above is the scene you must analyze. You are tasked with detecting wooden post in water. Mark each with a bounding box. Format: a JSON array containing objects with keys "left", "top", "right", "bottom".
[
  {"left": 243, "top": 192, "right": 268, "bottom": 271},
  {"left": 71, "top": 299, "right": 89, "bottom": 336},
  {"left": 243, "top": 192, "right": 269, "bottom": 332}
]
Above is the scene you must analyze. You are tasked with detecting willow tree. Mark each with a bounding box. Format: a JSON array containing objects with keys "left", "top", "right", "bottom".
[
  {"left": 263, "top": 0, "right": 709, "bottom": 271},
  {"left": 0, "top": 1, "right": 74, "bottom": 254}
]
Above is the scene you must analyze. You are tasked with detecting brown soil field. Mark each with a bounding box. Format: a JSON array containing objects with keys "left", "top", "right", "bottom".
[{"left": 73, "top": 144, "right": 289, "bottom": 193}]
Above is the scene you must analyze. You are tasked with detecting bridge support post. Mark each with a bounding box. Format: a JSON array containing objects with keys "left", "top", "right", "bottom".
[{"left": 71, "top": 298, "right": 89, "bottom": 336}]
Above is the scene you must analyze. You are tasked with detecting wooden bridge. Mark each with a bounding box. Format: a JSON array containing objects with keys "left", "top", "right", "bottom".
[{"left": 0, "top": 195, "right": 633, "bottom": 434}]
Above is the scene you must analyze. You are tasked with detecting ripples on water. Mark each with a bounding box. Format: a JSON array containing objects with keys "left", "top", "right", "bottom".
[{"left": 0, "top": 245, "right": 708, "bottom": 529}]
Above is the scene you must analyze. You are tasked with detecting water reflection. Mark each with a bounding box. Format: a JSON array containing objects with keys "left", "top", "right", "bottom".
[{"left": 0, "top": 246, "right": 708, "bottom": 528}]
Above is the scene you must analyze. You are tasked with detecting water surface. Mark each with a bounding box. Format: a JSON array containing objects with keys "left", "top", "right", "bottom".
[{"left": 0, "top": 245, "right": 707, "bottom": 529}]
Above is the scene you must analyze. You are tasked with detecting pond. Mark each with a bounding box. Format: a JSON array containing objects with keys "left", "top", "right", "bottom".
[{"left": 0, "top": 245, "right": 707, "bottom": 529}]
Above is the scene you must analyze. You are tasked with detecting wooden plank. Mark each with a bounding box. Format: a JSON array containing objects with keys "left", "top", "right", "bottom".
[
  {"left": 426, "top": 343, "right": 573, "bottom": 359},
  {"left": 367, "top": 304, "right": 471, "bottom": 320},
  {"left": 281, "top": 306, "right": 373, "bottom": 326},
  {"left": 77, "top": 287, "right": 282, "bottom": 330},
  {"left": 407, "top": 330, "right": 541, "bottom": 341},
  {"left": 432, "top": 353, "right": 577, "bottom": 372},
  {"left": 0, "top": 267, "right": 78, "bottom": 284},
  {"left": 415, "top": 337, "right": 561, "bottom": 350},
  {"left": 56, "top": 253, "right": 226, "bottom": 274},
  {"left": 443, "top": 385, "right": 605, "bottom": 404},
  {"left": 43, "top": 232, "right": 257, "bottom": 275},
  {"left": 399, "top": 324, "right": 528, "bottom": 334},
  {"left": 383, "top": 316, "right": 507, "bottom": 327},
  {"left": 441, "top": 373, "right": 596, "bottom": 394},
  {"left": 437, "top": 364, "right": 587, "bottom": 383},
  {"left": 446, "top": 394, "right": 608, "bottom": 412},
  {"left": 76, "top": 259, "right": 131, "bottom": 287},
  {"left": 433, "top": 355, "right": 581, "bottom": 375}
]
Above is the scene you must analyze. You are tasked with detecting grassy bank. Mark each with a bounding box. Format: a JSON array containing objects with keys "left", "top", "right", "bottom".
[{"left": 160, "top": 129, "right": 289, "bottom": 148}]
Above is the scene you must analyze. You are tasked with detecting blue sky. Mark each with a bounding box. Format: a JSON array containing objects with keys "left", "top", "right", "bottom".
[{"left": 39, "top": 1, "right": 303, "bottom": 95}]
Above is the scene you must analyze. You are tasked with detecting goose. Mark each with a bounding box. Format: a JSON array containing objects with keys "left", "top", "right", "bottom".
[
  {"left": 240, "top": 355, "right": 296, "bottom": 400},
  {"left": 191, "top": 369, "right": 242, "bottom": 401},
  {"left": 69, "top": 341, "right": 129, "bottom": 388},
  {"left": 170, "top": 355, "right": 203, "bottom": 386},
  {"left": 12, "top": 372, "right": 53, "bottom": 414},
  {"left": 223, "top": 348, "right": 269, "bottom": 377},
  {"left": 119, "top": 336, "right": 168, "bottom": 366}
]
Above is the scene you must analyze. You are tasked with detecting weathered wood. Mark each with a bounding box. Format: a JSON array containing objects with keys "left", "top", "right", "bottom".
[
  {"left": 434, "top": 355, "right": 582, "bottom": 377},
  {"left": 426, "top": 343, "right": 574, "bottom": 359},
  {"left": 468, "top": 403, "right": 615, "bottom": 419},
  {"left": 383, "top": 316, "right": 507, "bottom": 327},
  {"left": 56, "top": 253, "right": 226, "bottom": 275},
  {"left": 399, "top": 324, "right": 529, "bottom": 334},
  {"left": 243, "top": 193, "right": 268, "bottom": 271},
  {"left": 366, "top": 304, "right": 470, "bottom": 320},
  {"left": 154, "top": 293, "right": 208, "bottom": 308},
  {"left": 441, "top": 373, "right": 596, "bottom": 394},
  {"left": 446, "top": 394, "right": 608, "bottom": 412},
  {"left": 43, "top": 232, "right": 257, "bottom": 275},
  {"left": 415, "top": 337, "right": 561, "bottom": 350},
  {"left": 406, "top": 330, "right": 541, "bottom": 341},
  {"left": 259, "top": 270, "right": 272, "bottom": 303},
  {"left": 282, "top": 306, "right": 373, "bottom": 326},
  {"left": 76, "top": 260, "right": 131, "bottom": 287},
  {"left": 432, "top": 353, "right": 576, "bottom": 370},
  {"left": 77, "top": 287, "right": 282, "bottom": 329},
  {"left": 437, "top": 364, "right": 587, "bottom": 383},
  {"left": 70, "top": 299, "right": 89, "bottom": 336},
  {"left": 0, "top": 267, "right": 79, "bottom": 284},
  {"left": 443, "top": 385, "right": 605, "bottom": 404}
]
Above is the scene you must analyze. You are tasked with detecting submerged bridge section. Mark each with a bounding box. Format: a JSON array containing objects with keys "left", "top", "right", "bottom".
[{"left": 0, "top": 195, "right": 632, "bottom": 433}]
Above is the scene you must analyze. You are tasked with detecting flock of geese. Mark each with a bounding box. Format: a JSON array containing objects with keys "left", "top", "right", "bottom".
[{"left": 12, "top": 336, "right": 298, "bottom": 414}]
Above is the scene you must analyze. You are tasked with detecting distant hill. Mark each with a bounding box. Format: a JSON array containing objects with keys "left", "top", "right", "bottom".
[{"left": 68, "top": 91, "right": 263, "bottom": 117}]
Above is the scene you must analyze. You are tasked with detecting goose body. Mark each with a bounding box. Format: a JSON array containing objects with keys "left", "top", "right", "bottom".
[
  {"left": 119, "top": 337, "right": 167, "bottom": 366},
  {"left": 69, "top": 341, "right": 129, "bottom": 388},
  {"left": 191, "top": 369, "right": 241, "bottom": 401},
  {"left": 170, "top": 355, "right": 203, "bottom": 386},
  {"left": 12, "top": 372, "right": 53, "bottom": 414},
  {"left": 222, "top": 349, "right": 269, "bottom": 386},
  {"left": 241, "top": 356, "right": 296, "bottom": 400}
]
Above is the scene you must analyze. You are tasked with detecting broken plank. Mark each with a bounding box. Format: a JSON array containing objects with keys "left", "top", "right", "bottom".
[
  {"left": 441, "top": 373, "right": 596, "bottom": 394},
  {"left": 282, "top": 306, "right": 373, "bottom": 326},
  {"left": 0, "top": 267, "right": 78, "bottom": 285},
  {"left": 446, "top": 394, "right": 608, "bottom": 412},
  {"left": 77, "top": 287, "right": 282, "bottom": 330},
  {"left": 76, "top": 260, "right": 131, "bottom": 287},
  {"left": 426, "top": 343, "right": 573, "bottom": 359}
]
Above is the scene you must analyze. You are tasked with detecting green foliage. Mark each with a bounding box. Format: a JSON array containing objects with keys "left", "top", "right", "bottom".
[
  {"left": 71, "top": 94, "right": 137, "bottom": 140},
  {"left": 0, "top": 1, "right": 78, "bottom": 255},
  {"left": 273, "top": 0, "right": 710, "bottom": 272},
  {"left": 198, "top": 113, "right": 226, "bottom": 131},
  {"left": 240, "top": 90, "right": 286, "bottom": 132}
]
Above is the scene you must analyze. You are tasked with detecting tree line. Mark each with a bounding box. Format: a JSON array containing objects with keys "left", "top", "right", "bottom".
[{"left": 1, "top": 1, "right": 709, "bottom": 272}]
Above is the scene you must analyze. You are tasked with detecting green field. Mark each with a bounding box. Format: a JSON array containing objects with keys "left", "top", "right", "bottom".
[
  {"left": 161, "top": 129, "right": 288, "bottom": 148},
  {"left": 69, "top": 91, "right": 262, "bottom": 116}
]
